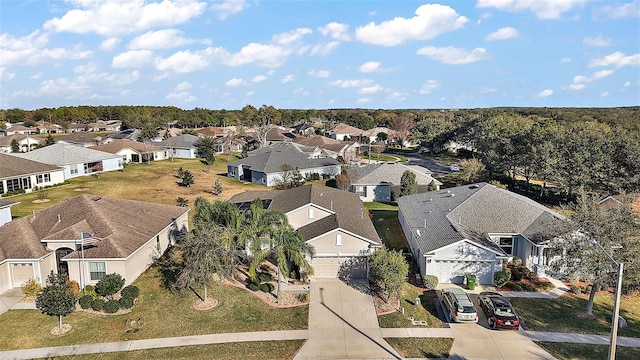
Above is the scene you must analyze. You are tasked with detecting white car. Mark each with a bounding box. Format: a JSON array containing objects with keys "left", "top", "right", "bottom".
[
  {"left": 442, "top": 287, "right": 478, "bottom": 323},
  {"left": 449, "top": 164, "right": 460, "bottom": 171}
]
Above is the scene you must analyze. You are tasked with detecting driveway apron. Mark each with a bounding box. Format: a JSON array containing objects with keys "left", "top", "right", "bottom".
[{"left": 294, "top": 278, "right": 401, "bottom": 360}]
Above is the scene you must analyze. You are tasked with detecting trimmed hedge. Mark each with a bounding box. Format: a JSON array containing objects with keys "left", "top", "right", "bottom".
[
  {"left": 103, "top": 299, "right": 120, "bottom": 313},
  {"left": 91, "top": 298, "right": 105, "bottom": 311},
  {"left": 121, "top": 285, "right": 140, "bottom": 299},
  {"left": 494, "top": 270, "right": 510, "bottom": 287},
  {"left": 248, "top": 283, "right": 260, "bottom": 292},
  {"left": 423, "top": 275, "right": 439, "bottom": 290},
  {"left": 79, "top": 295, "right": 93, "bottom": 309},
  {"left": 119, "top": 296, "right": 135, "bottom": 309}
]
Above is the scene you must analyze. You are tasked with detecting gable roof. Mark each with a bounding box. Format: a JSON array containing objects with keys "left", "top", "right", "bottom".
[
  {"left": 228, "top": 184, "right": 381, "bottom": 244},
  {"left": 58, "top": 132, "right": 103, "bottom": 145},
  {"left": 0, "top": 194, "right": 189, "bottom": 262},
  {"left": 155, "top": 134, "right": 200, "bottom": 149},
  {"left": 90, "top": 139, "right": 164, "bottom": 154},
  {"left": 0, "top": 153, "right": 63, "bottom": 179},
  {"left": 0, "top": 134, "right": 41, "bottom": 147},
  {"left": 227, "top": 142, "right": 340, "bottom": 173},
  {"left": 12, "top": 143, "right": 119, "bottom": 165},
  {"left": 294, "top": 135, "right": 356, "bottom": 154},
  {"left": 329, "top": 123, "right": 364, "bottom": 135},
  {"left": 351, "top": 163, "right": 442, "bottom": 187},
  {"left": 397, "top": 183, "right": 564, "bottom": 254}
]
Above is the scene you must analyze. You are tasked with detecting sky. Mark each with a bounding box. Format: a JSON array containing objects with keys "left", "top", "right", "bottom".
[{"left": 1, "top": 0, "right": 639, "bottom": 110}]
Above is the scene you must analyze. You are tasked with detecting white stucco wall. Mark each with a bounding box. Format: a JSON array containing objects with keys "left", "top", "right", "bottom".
[
  {"left": 307, "top": 229, "right": 372, "bottom": 256},
  {"left": 286, "top": 204, "right": 332, "bottom": 229}
]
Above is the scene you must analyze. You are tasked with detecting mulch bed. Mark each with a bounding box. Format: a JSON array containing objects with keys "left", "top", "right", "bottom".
[
  {"left": 50, "top": 324, "right": 72, "bottom": 336},
  {"left": 192, "top": 298, "right": 219, "bottom": 310},
  {"left": 227, "top": 263, "right": 309, "bottom": 308}
]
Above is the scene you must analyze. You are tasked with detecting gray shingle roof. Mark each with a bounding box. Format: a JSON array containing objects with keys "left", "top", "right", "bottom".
[
  {"left": 227, "top": 142, "right": 340, "bottom": 173},
  {"left": 351, "top": 163, "right": 441, "bottom": 186},
  {"left": 1, "top": 153, "right": 63, "bottom": 179},
  {"left": 155, "top": 134, "right": 200, "bottom": 149},
  {"left": 396, "top": 183, "right": 564, "bottom": 255},
  {"left": 12, "top": 143, "right": 120, "bottom": 166}
]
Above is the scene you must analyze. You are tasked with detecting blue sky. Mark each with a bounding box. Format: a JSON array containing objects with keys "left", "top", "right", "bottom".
[{"left": 1, "top": 0, "right": 639, "bottom": 110}]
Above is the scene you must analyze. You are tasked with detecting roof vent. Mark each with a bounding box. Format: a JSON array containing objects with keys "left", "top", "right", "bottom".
[
  {"left": 469, "top": 184, "right": 480, "bottom": 189},
  {"left": 450, "top": 193, "right": 455, "bottom": 197},
  {"left": 57, "top": 214, "right": 61, "bottom": 223},
  {"left": 416, "top": 229, "right": 421, "bottom": 236}
]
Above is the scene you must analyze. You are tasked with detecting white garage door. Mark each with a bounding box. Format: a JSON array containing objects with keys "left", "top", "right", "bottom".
[
  {"left": 311, "top": 257, "right": 367, "bottom": 279},
  {"left": 11, "top": 263, "right": 34, "bottom": 288},
  {"left": 431, "top": 260, "right": 494, "bottom": 285}
]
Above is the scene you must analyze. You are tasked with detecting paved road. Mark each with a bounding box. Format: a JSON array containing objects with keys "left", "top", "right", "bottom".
[{"left": 403, "top": 152, "right": 454, "bottom": 177}]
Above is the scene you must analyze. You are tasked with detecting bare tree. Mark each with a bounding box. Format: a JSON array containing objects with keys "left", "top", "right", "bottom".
[{"left": 389, "top": 115, "right": 413, "bottom": 149}]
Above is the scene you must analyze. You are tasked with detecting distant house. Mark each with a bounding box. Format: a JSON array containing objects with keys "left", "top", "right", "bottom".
[
  {"left": 361, "top": 127, "right": 396, "bottom": 144},
  {"left": 90, "top": 139, "right": 168, "bottom": 163},
  {"left": 229, "top": 184, "right": 381, "bottom": 278},
  {"left": 0, "top": 134, "right": 41, "bottom": 153},
  {"left": 0, "top": 153, "right": 65, "bottom": 195},
  {"left": 35, "top": 122, "right": 64, "bottom": 134},
  {"left": 397, "top": 183, "right": 565, "bottom": 285},
  {"left": 3, "top": 125, "right": 38, "bottom": 136},
  {"left": 291, "top": 123, "right": 317, "bottom": 136},
  {"left": 226, "top": 142, "right": 341, "bottom": 186},
  {"left": 0, "top": 194, "right": 189, "bottom": 294},
  {"left": 349, "top": 163, "right": 442, "bottom": 202},
  {"left": 155, "top": 134, "right": 200, "bottom": 159},
  {"left": 0, "top": 199, "right": 19, "bottom": 227},
  {"left": 266, "top": 127, "right": 296, "bottom": 143},
  {"left": 326, "top": 123, "right": 365, "bottom": 141},
  {"left": 12, "top": 143, "right": 123, "bottom": 179},
  {"left": 57, "top": 133, "right": 105, "bottom": 147},
  {"left": 294, "top": 135, "right": 361, "bottom": 162}
]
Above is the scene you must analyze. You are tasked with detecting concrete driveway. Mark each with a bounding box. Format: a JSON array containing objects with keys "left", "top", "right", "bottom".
[
  {"left": 294, "top": 278, "right": 401, "bottom": 360},
  {"left": 0, "top": 288, "right": 25, "bottom": 316}
]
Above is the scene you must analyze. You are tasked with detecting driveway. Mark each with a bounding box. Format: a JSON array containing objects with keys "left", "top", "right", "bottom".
[
  {"left": 403, "top": 153, "right": 453, "bottom": 177},
  {"left": 294, "top": 278, "right": 401, "bottom": 360},
  {"left": 0, "top": 288, "right": 26, "bottom": 316}
]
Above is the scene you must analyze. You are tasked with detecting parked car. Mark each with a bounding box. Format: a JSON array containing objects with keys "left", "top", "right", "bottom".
[
  {"left": 442, "top": 287, "right": 478, "bottom": 323},
  {"left": 449, "top": 164, "right": 460, "bottom": 171},
  {"left": 478, "top": 291, "right": 520, "bottom": 330}
]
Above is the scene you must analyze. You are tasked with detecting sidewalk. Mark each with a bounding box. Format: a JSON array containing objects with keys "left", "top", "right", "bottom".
[{"left": 526, "top": 331, "right": 640, "bottom": 348}]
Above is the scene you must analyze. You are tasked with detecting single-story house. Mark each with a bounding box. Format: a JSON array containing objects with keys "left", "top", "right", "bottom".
[
  {"left": 397, "top": 183, "right": 565, "bottom": 285},
  {"left": 326, "top": 122, "right": 365, "bottom": 141},
  {"left": 227, "top": 142, "right": 342, "bottom": 187},
  {"left": 350, "top": 163, "right": 442, "bottom": 202},
  {"left": 0, "top": 153, "right": 66, "bottom": 195},
  {"left": 2, "top": 125, "right": 38, "bottom": 136},
  {"left": 0, "top": 199, "right": 18, "bottom": 227},
  {"left": 0, "top": 134, "right": 41, "bottom": 153},
  {"left": 266, "top": 127, "right": 296, "bottom": 143},
  {"left": 12, "top": 143, "right": 123, "bottom": 179},
  {"left": 0, "top": 194, "right": 189, "bottom": 294},
  {"left": 154, "top": 134, "right": 200, "bottom": 159},
  {"left": 294, "top": 135, "right": 361, "bottom": 162},
  {"left": 90, "top": 139, "right": 168, "bottom": 164},
  {"left": 229, "top": 184, "right": 381, "bottom": 278},
  {"left": 57, "top": 133, "right": 105, "bottom": 147}
]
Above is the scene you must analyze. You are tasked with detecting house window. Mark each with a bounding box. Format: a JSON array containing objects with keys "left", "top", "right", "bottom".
[
  {"left": 355, "top": 186, "right": 367, "bottom": 197},
  {"left": 36, "top": 173, "right": 50, "bottom": 184},
  {"left": 6, "top": 177, "right": 31, "bottom": 192},
  {"left": 0, "top": 181, "right": 4, "bottom": 194},
  {"left": 156, "top": 235, "right": 161, "bottom": 251},
  {"left": 229, "top": 168, "right": 236, "bottom": 176},
  {"left": 89, "top": 262, "right": 106, "bottom": 281},
  {"left": 499, "top": 237, "right": 513, "bottom": 255},
  {"left": 336, "top": 234, "right": 342, "bottom": 246},
  {"left": 70, "top": 164, "right": 79, "bottom": 175}
]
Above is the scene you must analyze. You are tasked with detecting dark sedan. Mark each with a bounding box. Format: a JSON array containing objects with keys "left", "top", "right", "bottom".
[{"left": 478, "top": 291, "right": 520, "bottom": 330}]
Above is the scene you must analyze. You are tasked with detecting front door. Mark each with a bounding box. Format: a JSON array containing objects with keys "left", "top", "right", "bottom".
[{"left": 55, "top": 248, "right": 74, "bottom": 275}]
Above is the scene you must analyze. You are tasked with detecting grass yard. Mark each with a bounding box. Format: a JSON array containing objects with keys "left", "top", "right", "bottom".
[
  {"left": 0, "top": 267, "right": 308, "bottom": 351},
  {"left": 536, "top": 342, "right": 640, "bottom": 360},
  {"left": 510, "top": 293, "right": 640, "bottom": 338},
  {"left": 378, "top": 283, "right": 444, "bottom": 328},
  {"left": 364, "top": 152, "right": 408, "bottom": 163},
  {"left": 51, "top": 340, "right": 305, "bottom": 360},
  {"left": 368, "top": 208, "right": 409, "bottom": 252},
  {"left": 385, "top": 337, "right": 453, "bottom": 359},
  {"left": 8, "top": 157, "right": 261, "bottom": 219}
]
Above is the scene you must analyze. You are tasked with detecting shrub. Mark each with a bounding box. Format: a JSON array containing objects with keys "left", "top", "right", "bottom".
[
  {"left": 423, "top": 275, "right": 439, "bottom": 289},
  {"left": 518, "top": 265, "right": 531, "bottom": 278},
  {"left": 538, "top": 281, "right": 553, "bottom": 291},
  {"left": 67, "top": 280, "right": 80, "bottom": 298},
  {"left": 91, "top": 298, "right": 105, "bottom": 311},
  {"left": 297, "top": 293, "right": 308, "bottom": 302},
  {"left": 79, "top": 295, "right": 93, "bottom": 309},
  {"left": 527, "top": 271, "right": 539, "bottom": 282},
  {"left": 83, "top": 285, "right": 97, "bottom": 298},
  {"left": 519, "top": 283, "right": 536, "bottom": 292},
  {"left": 494, "top": 270, "right": 510, "bottom": 287},
  {"left": 248, "top": 283, "right": 260, "bottom": 292},
  {"left": 21, "top": 278, "right": 42, "bottom": 296},
  {"left": 119, "top": 296, "right": 135, "bottom": 309},
  {"left": 259, "top": 283, "right": 272, "bottom": 293},
  {"left": 566, "top": 273, "right": 580, "bottom": 284},
  {"left": 570, "top": 285, "right": 582, "bottom": 294},
  {"left": 504, "top": 282, "right": 523, "bottom": 291},
  {"left": 512, "top": 257, "right": 522, "bottom": 267},
  {"left": 95, "top": 273, "right": 125, "bottom": 299},
  {"left": 103, "top": 299, "right": 120, "bottom": 314},
  {"left": 258, "top": 272, "right": 272, "bottom": 283},
  {"left": 511, "top": 269, "right": 524, "bottom": 282},
  {"left": 121, "top": 285, "right": 140, "bottom": 299},
  {"left": 290, "top": 270, "right": 299, "bottom": 280}
]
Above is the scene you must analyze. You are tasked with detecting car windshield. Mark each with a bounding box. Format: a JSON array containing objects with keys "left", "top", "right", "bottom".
[
  {"left": 495, "top": 307, "right": 514, "bottom": 317},
  {"left": 462, "top": 306, "right": 476, "bottom": 313}
]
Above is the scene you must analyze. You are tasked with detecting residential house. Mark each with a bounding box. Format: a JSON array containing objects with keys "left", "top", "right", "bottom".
[
  {"left": 12, "top": 143, "right": 123, "bottom": 179},
  {"left": 0, "top": 134, "right": 41, "bottom": 153},
  {"left": 361, "top": 127, "right": 396, "bottom": 144},
  {"left": 291, "top": 123, "right": 317, "bottom": 136},
  {"left": 226, "top": 142, "right": 341, "bottom": 187},
  {"left": 90, "top": 139, "right": 168, "bottom": 164},
  {"left": 294, "top": 135, "right": 361, "bottom": 162},
  {"left": 326, "top": 122, "right": 365, "bottom": 141},
  {"left": 397, "top": 183, "right": 565, "bottom": 285},
  {"left": 3, "top": 125, "right": 38, "bottom": 136},
  {"left": 229, "top": 184, "right": 381, "bottom": 278},
  {"left": 0, "top": 153, "right": 65, "bottom": 195},
  {"left": 155, "top": 134, "right": 200, "bottom": 159},
  {"left": 0, "top": 200, "right": 19, "bottom": 227},
  {"left": 0, "top": 194, "right": 189, "bottom": 294},
  {"left": 266, "top": 127, "right": 296, "bottom": 144},
  {"left": 57, "top": 133, "right": 105, "bottom": 147},
  {"left": 599, "top": 194, "right": 640, "bottom": 213},
  {"left": 350, "top": 163, "right": 442, "bottom": 202},
  {"left": 35, "top": 122, "right": 64, "bottom": 134}
]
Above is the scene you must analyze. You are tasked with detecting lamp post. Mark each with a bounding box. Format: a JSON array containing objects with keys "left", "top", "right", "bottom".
[{"left": 588, "top": 238, "right": 623, "bottom": 360}]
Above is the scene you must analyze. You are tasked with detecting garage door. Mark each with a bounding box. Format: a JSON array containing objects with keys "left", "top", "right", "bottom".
[
  {"left": 431, "top": 260, "right": 493, "bottom": 285},
  {"left": 311, "top": 257, "right": 367, "bottom": 279},
  {"left": 11, "top": 263, "right": 34, "bottom": 288}
]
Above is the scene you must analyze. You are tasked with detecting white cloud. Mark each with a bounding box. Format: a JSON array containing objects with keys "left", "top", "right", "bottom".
[
  {"left": 416, "top": 46, "right": 489, "bottom": 64},
  {"left": 359, "top": 61, "right": 381, "bottom": 73},
  {"left": 560, "top": 57, "right": 572, "bottom": 63},
  {"left": 329, "top": 79, "right": 373, "bottom": 88},
  {"left": 624, "top": 81, "right": 631, "bottom": 87},
  {"left": 246, "top": 90, "right": 255, "bottom": 96},
  {"left": 154, "top": 47, "right": 225, "bottom": 73},
  {"left": 0, "top": 30, "right": 93, "bottom": 66},
  {"left": 387, "top": 91, "right": 408, "bottom": 101},
  {"left": 419, "top": 80, "right": 441, "bottom": 94},
  {"left": 30, "top": 72, "right": 43, "bottom": 80},
  {"left": 477, "top": 0, "right": 585, "bottom": 20},
  {"left": 129, "top": 29, "right": 206, "bottom": 50},
  {"left": 224, "top": 43, "right": 291, "bottom": 67},
  {"left": 252, "top": 75, "right": 267, "bottom": 82},
  {"left": 0, "top": 67, "right": 15, "bottom": 82},
  {"left": 596, "top": 1, "right": 640, "bottom": 19},
  {"left": 293, "top": 88, "right": 310, "bottom": 96},
  {"left": 569, "top": 69, "right": 615, "bottom": 90},
  {"left": 100, "top": 37, "right": 121, "bottom": 51},
  {"left": 318, "top": 22, "right": 350, "bottom": 41},
  {"left": 225, "top": 78, "right": 247, "bottom": 87},
  {"left": 357, "top": 98, "right": 371, "bottom": 103},
  {"left": 166, "top": 91, "right": 196, "bottom": 102},
  {"left": 485, "top": 27, "right": 518, "bottom": 41},
  {"left": 273, "top": 28, "right": 312, "bottom": 46},
  {"left": 536, "top": 89, "right": 553, "bottom": 97},
  {"left": 308, "top": 70, "right": 331, "bottom": 78},
  {"left": 175, "top": 81, "right": 192, "bottom": 91},
  {"left": 281, "top": 75, "right": 294, "bottom": 83},
  {"left": 588, "top": 51, "right": 640, "bottom": 68},
  {"left": 310, "top": 41, "right": 340, "bottom": 56},
  {"left": 211, "top": 0, "right": 248, "bottom": 20},
  {"left": 112, "top": 50, "right": 153, "bottom": 68},
  {"left": 355, "top": 4, "right": 468, "bottom": 46},
  {"left": 569, "top": 84, "right": 585, "bottom": 90},
  {"left": 43, "top": 0, "right": 208, "bottom": 36},
  {"left": 600, "top": 91, "right": 609, "bottom": 97},
  {"left": 583, "top": 35, "right": 611, "bottom": 47},
  {"left": 359, "top": 84, "right": 383, "bottom": 94}
]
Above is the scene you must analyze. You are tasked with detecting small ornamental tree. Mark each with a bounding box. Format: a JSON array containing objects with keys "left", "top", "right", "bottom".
[
  {"left": 212, "top": 179, "right": 223, "bottom": 196},
  {"left": 10, "top": 139, "right": 20, "bottom": 153},
  {"left": 176, "top": 197, "right": 189, "bottom": 207},
  {"left": 400, "top": 170, "right": 417, "bottom": 197},
  {"left": 180, "top": 170, "right": 195, "bottom": 187},
  {"left": 95, "top": 273, "right": 125, "bottom": 300},
  {"left": 35, "top": 273, "right": 77, "bottom": 333},
  {"left": 368, "top": 246, "right": 409, "bottom": 302}
]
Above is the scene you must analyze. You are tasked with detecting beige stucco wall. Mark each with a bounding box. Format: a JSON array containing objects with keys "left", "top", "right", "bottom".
[
  {"left": 0, "top": 262, "right": 11, "bottom": 294},
  {"left": 308, "top": 229, "right": 372, "bottom": 256},
  {"left": 38, "top": 253, "right": 57, "bottom": 285},
  {"left": 287, "top": 204, "right": 332, "bottom": 229}
]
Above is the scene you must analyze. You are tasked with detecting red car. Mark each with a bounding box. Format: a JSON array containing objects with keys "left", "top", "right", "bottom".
[{"left": 478, "top": 291, "right": 520, "bottom": 330}]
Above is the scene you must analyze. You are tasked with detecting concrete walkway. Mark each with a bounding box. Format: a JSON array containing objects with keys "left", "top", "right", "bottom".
[{"left": 0, "top": 288, "right": 28, "bottom": 316}]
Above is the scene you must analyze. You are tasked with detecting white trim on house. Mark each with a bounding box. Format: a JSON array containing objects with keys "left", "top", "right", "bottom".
[{"left": 304, "top": 227, "right": 381, "bottom": 246}]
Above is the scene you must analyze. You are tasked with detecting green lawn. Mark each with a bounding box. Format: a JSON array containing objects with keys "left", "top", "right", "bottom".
[
  {"left": 536, "top": 342, "right": 640, "bottom": 360},
  {"left": 422, "top": 151, "right": 462, "bottom": 166},
  {"left": 52, "top": 340, "right": 305, "bottom": 360},
  {"left": 368, "top": 208, "right": 409, "bottom": 252},
  {"left": 510, "top": 293, "right": 640, "bottom": 338},
  {"left": 0, "top": 267, "right": 308, "bottom": 351},
  {"left": 378, "top": 283, "right": 444, "bottom": 328},
  {"left": 385, "top": 337, "right": 453, "bottom": 358}
]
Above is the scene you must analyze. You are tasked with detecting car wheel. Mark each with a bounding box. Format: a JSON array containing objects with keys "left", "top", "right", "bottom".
[{"left": 488, "top": 318, "right": 494, "bottom": 328}]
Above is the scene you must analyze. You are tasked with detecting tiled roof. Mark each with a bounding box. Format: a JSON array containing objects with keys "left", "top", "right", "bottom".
[
  {"left": 0, "top": 153, "right": 63, "bottom": 179},
  {"left": 351, "top": 163, "right": 442, "bottom": 186},
  {"left": 12, "top": 143, "right": 119, "bottom": 165},
  {"left": 90, "top": 139, "right": 163, "bottom": 154},
  {"left": 0, "top": 194, "right": 189, "bottom": 262},
  {"left": 227, "top": 142, "right": 340, "bottom": 173}
]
